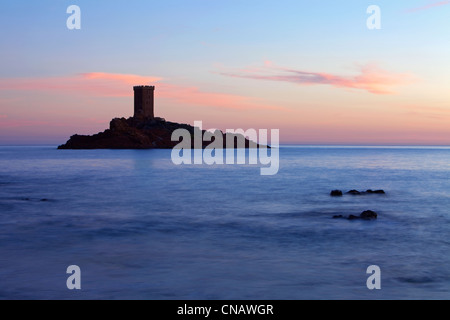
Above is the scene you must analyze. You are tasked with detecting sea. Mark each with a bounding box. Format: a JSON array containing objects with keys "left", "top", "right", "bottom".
[{"left": 0, "top": 145, "right": 449, "bottom": 300}]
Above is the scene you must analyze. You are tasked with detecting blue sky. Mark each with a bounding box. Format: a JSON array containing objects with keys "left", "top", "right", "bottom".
[
  {"left": 0, "top": 1, "right": 449, "bottom": 144},
  {"left": 1, "top": 0, "right": 448, "bottom": 77}
]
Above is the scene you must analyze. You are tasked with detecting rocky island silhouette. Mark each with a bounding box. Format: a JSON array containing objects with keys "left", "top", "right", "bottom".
[{"left": 58, "top": 86, "right": 261, "bottom": 149}]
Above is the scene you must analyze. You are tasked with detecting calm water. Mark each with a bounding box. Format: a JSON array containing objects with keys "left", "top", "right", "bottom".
[{"left": 0, "top": 146, "right": 449, "bottom": 300}]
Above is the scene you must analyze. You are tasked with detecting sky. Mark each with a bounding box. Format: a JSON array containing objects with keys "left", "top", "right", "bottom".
[{"left": 0, "top": 0, "right": 449, "bottom": 145}]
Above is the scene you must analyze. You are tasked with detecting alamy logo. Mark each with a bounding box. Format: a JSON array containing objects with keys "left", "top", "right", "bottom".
[
  {"left": 66, "top": 265, "right": 81, "bottom": 290},
  {"left": 66, "top": 5, "right": 81, "bottom": 30},
  {"left": 171, "top": 121, "right": 280, "bottom": 176},
  {"left": 366, "top": 265, "right": 381, "bottom": 290},
  {"left": 367, "top": 5, "right": 381, "bottom": 30}
]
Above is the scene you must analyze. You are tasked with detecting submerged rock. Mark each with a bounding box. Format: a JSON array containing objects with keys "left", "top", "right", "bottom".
[
  {"left": 360, "top": 210, "right": 378, "bottom": 220},
  {"left": 330, "top": 190, "right": 343, "bottom": 197},
  {"left": 346, "top": 189, "right": 386, "bottom": 195},
  {"left": 333, "top": 210, "right": 378, "bottom": 221},
  {"left": 365, "top": 189, "right": 386, "bottom": 194},
  {"left": 331, "top": 189, "right": 386, "bottom": 196}
]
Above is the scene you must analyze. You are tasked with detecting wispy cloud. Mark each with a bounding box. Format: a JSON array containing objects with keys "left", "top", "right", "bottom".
[
  {"left": 0, "top": 119, "right": 52, "bottom": 128},
  {"left": 398, "top": 105, "right": 450, "bottom": 119},
  {"left": 0, "top": 73, "right": 160, "bottom": 97},
  {"left": 0, "top": 72, "right": 283, "bottom": 111},
  {"left": 406, "top": 0, "right": 450, "bottom": 13},
  {"left": 218, "top": 62, "right": 414, "bottom": 95},
  {"left": 81, "top": 72, "right": 162, "bottom": 86},
  {"left": 157, "top": 83, "right": 284, "bottom": 111}
]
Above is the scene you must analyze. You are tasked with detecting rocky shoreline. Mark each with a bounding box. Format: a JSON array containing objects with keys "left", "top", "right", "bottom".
[{"left": 58, "top": 117, "right": 262, "bottom": 150}]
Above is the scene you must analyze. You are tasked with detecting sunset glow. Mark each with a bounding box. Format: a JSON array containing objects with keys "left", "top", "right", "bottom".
[{"left": 0, "top": 1, "right": 449, "bottom": 145}]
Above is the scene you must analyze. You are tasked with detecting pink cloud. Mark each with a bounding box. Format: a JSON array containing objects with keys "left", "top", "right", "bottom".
[
  {"left": 157, "top": 83, "right": 284, "bottom": 111},
  {"left": 406, "top": 1, "right": 450, "bottom": 13},
  {"left": 219, "top": 62, "right": 414, "bottom": 95},
  {"left": 81, "top": 72, "right": 162, "bottom": 86},
  {"left": 398, "top": 105, "right": 450, "bottom": 119},
  {"left": 0, "top": 73, "right": 160, "bottom": 97},
  {"left": 0, "top": 118, "right": 51, "bottom": 128},
  {"left": 0, "top": 72, "right": 283, "bottom": 111}
]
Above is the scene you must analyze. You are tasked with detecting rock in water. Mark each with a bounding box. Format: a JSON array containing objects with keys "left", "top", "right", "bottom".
[
  {"left": 346, "top": 189, "right": 386, "bottom": 195},
  {"left": 360, "top": 210, "right": 378, "bottom": 220},
  {"left": 333, "top": 210, "right": 378, "bottom": 220},
  {"left": 366, "top": 189, "right": 386, "bottom": 194},
  {"left": 330, "top": 190, "right": 343, "bottom": 197}
]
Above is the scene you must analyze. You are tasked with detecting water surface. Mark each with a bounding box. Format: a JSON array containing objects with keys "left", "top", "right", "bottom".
[{"left": 0, "top": 146, "right": 449, "bottom": 299}]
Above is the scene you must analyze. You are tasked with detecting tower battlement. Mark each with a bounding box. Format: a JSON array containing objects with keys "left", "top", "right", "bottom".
[
  {"left": 133, "top": 85, "right": 155, "bottom": 89},
  {"left": 134, "top": 86, "right": 155, "bottom": 119}
]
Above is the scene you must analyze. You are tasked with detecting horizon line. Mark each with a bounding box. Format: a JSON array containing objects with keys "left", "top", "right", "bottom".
[{"left": 1, "top": 143, "right": 449, "bottom": 148}]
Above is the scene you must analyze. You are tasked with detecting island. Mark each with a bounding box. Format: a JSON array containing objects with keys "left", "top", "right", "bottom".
[{"left": 58, "top": 86, "right": 261, "bottom": 149}]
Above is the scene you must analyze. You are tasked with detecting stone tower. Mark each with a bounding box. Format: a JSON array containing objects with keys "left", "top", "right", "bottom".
[{"left": 133, "top": 86, "right": 155, "bottom": 119}]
